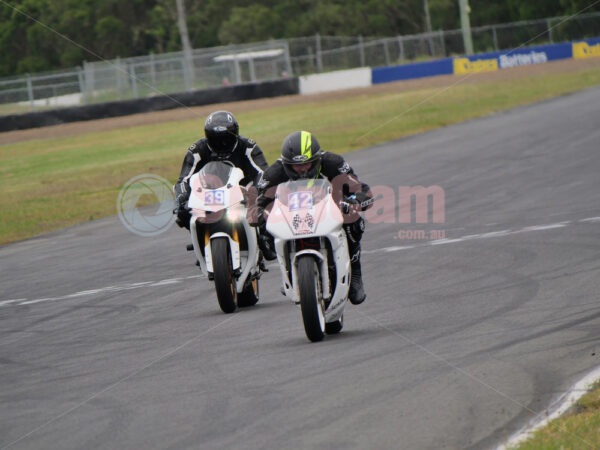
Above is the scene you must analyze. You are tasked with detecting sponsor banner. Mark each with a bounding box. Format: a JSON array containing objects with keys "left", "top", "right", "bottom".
[
  {"left": 573, "top": 37, "right": 600, "bottom": 59},
  {"left": 372, "top": 58, "right": 454, "bottom": 84},
  {"left": 453, "top": 42, "right": 572, "bottom": 74},
  {"left": 498, "top": 51, "right": 548, "bottom": 69},
  {"left": 453, "top": 57, "right": 498, "bottom": 74},
  {"left": 371, "top": 40, "right": 590, "bottom": 84}
]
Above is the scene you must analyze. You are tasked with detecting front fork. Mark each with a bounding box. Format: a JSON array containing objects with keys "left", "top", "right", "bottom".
[
  {"left": 190, "top": 219, "right": 258, "bottom": 293},
  {"left": 275, "top": 239, "right": 329, "bottom": 304},
  {"left": 275, "top": 233, "right": 349, "bottom": 322}
]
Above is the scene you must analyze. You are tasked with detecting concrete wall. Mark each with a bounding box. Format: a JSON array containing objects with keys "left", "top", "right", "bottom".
[
  {"left": 18, "top": 93, "right": 82, "bottom": 108},
  {"left": 299, "top": 68, "right": 371, "bottom": 95}
]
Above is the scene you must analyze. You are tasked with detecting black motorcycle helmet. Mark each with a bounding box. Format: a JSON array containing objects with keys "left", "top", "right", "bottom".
[
  {"left": 204, "top": 110, "right": 239, "bottom": 159},
  {"left": 281, "top": 131, "right": 323, "bottom": 180}
]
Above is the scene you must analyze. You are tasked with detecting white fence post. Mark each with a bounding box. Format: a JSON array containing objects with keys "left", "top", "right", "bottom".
[
  {"left": 129, "top": 63, "right": 138, "bottom": 98},
  {"left": 284, "top": 40, "right": 293, "bottom": 76},
  {"left": 116, "top": 57, "right": 123, "bottom": 96},
  {"left": 358, "top": 35, "right": 365, "bottom": 67},
  {"left": 397, "top": 36, "right": 405, "bottom": 63},
  {"left": 83, "top": 61, "right": 94, "bottom": 100},
  {"left": 492, "top": 26, "right": 499, "bottom": 51},
  {"left": 233, "top": 56, "right": 242, "bottom": 84},
  {"left": 77, "top": 67, "right": 86, "bottom": 104},
  {"left": 315, "top": 33, "right": 323, "bottom": 73},
  {"left": 383, "top": 39, "right": 390, "bottom": 65},
  {"left": 150, "top": 52, "right": 156, "bottom": 88},
  {"left": 26, "top": 73, "right": 34, "bottom": 111},
  {"left": 439, "top": 30, "right": 446, "bottom": 56},
  {"left": 427, "top": 31, "right": 434, "bottom": 56},
  {"left": 182, "top": 55, "right": 191, "bottom": 91},
  {"left": 248, "top": 58, "right": 256, "bottom": 82}
]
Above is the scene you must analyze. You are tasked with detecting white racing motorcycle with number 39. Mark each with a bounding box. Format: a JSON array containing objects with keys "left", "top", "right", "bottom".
[
  {"left": 187, "top": 161, "right": 261, "bottom": 314},
  {"left": 266, "top": 178, "right": 350, "bottom": 342}
]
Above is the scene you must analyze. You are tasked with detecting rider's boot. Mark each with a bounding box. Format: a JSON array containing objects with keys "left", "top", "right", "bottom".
[
  {"left": 258, "top": 252, "right": 269, "bottom": 272},
  {"left": 258, "top": 229, "right": 277, "bottom": 261},
  {"left": 348, "top": 247, "right": 366, "bottom": 305}
]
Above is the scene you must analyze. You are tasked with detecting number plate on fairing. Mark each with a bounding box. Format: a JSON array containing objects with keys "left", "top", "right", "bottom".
[
  {"left": 288, "top": 191, "right": 313, "bottom": 211},
  {"left": 204, "top": 189, "right": 226, "bottom": 205}
]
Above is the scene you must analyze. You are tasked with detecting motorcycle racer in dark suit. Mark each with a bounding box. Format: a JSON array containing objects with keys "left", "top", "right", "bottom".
[
  {"left": 252, "top": 131, "right": 373, "bottom": 305},
  {"left": 173, "top": 110, "right": 268, "bottom": 229}
]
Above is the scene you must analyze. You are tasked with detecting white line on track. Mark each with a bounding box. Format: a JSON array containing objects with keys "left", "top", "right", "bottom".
[
  {"left": 580, "top": 216, "right": 600, "bottom": 223},
  {"left": 148, "top": 278, "right": 185, "bottom": 287},
  {"left": 363, "top": 220, "right": 574, "bottom": 255},
  {"left": 0, "top": 216, "right": 597, "bottom": 309},
  {"left": 497, "top": 364, "right": 600, "bottom": 449},
  {"left": 0, "top": 299, "right": 26, "bottom": 307},
  {"left": 0, "top": 275, "right": 206, "bottom": 308}
]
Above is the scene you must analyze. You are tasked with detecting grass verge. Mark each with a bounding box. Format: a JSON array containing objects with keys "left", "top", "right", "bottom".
[
  {"left": 512, "top": 382, "right": 600, "bottom": 449},
  {"left": 1, "top": 67, "right": 600, "bottom": 245}
]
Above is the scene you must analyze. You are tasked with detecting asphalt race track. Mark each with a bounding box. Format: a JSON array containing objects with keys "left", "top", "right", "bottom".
[{"left": 1, "top": 86, "right": 600, "bottom": 449}]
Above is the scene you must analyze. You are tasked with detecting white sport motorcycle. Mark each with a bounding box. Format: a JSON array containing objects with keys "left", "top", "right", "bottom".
[
  {"left": 266, "top": 178, "right": 350, "bottom": 342},
  {"left": 187, "top": 161, "right": 261, "bottom": 314}
]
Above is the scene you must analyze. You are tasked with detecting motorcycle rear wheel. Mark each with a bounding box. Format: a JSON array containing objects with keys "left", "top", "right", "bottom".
[
  {"left": 211, "top": 237, "right": 237, "bottom": 314},
  {"left": 297, "top": 255, "right": 325, "bottom": 342}
]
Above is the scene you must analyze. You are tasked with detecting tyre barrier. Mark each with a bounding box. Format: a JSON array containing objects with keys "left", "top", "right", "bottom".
[{"left": 0, "top": 78, "right": 299, "bottom": 132}]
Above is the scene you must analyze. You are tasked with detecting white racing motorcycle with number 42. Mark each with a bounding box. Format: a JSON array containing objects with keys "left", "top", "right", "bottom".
[{"left": 266, "top": 178, "right": 351, "bottom": 342}]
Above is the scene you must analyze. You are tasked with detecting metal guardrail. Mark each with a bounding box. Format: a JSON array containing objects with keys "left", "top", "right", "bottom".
[{"left": 1, "top": 12, "right": 599, "bottom": 115}]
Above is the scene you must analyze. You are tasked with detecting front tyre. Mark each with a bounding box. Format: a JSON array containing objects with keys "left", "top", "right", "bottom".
[
  {"left": 297, "top": 255, "right": 325, "bottom": 342},
  {"left": 211, "top": 237, "right": 237, "bottom": 314}
]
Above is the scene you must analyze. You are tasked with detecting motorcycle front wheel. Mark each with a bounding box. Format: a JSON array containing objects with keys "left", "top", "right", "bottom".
[
  {"left": 297, "top": 255, "right": 325, "bottom": 342},
  {"left": 211, "top": 237, "right": 237, "bottom": 314}
]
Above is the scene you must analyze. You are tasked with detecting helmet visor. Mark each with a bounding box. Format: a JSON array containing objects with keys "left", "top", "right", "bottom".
[
  {"left": 207, "top": 131, "right": 238, "bottom": 155},
  {"left": 291, "top": 162, "right": 313, "bottom": 174},
  {"left": 283, "top": 158, "right": 321, "bottom": 180}
]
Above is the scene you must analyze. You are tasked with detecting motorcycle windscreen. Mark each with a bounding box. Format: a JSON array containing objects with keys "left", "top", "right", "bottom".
[
  {"left": 198, "top": 161, "right": 233, "bottom": 189},
  {"left": 275, "top": 178, "right": 331, "bottom": 208}
]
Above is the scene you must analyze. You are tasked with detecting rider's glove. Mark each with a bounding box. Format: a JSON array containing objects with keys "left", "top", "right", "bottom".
[
  {"left": 339, "top": 195, "right": 359, "bottom": 214},
  {"left": 354, "top": 191, "right": 374, "bottom": 210}
]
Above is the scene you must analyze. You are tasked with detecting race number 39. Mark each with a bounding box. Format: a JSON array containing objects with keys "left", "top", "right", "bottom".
[{"left": 205, "top": 190, "right": 225, "bottom": 205}]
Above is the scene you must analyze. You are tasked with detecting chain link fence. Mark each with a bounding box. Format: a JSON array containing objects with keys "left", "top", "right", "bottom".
[{"left": 1, "top": 12, "right": 599, "bottom": 115}]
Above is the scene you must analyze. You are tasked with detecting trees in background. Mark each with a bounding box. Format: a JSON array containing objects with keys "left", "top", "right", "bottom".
[{"left": 0, "top": 0, "right": 597, "bottom": 76}]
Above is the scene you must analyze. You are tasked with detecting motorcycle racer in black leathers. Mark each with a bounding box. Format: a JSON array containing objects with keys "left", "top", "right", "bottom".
[
  {"left": 252, "top": 131, "right": 373, "bottom": 305},
  {"left": 173, "top": 110, "right": 269, "bottom": 229}
]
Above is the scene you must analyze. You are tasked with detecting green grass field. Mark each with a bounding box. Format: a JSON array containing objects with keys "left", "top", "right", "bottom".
[
  {"left": 1, "top": 67, "right": 600, "bottom": 245},
  {"left": 513, "top": 382, "right": 600, "bottom": 449}
]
